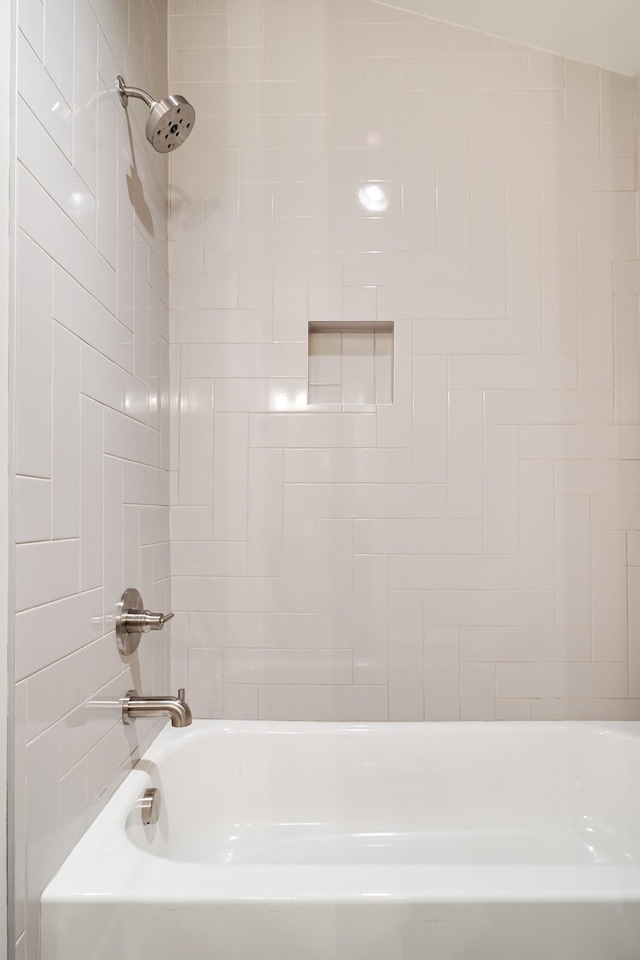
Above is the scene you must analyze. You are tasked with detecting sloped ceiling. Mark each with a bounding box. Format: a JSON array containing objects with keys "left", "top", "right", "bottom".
[{"left": 381, "top": 0, "right": 640, "bottom": 76}]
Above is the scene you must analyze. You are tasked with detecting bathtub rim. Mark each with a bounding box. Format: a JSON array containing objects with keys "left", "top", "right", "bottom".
[{"left": 42, "top": 719, "right": 640, "bottom": 907}]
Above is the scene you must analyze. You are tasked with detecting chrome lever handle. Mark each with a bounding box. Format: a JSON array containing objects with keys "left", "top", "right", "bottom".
[
  {"left": 115, "top": 588, "right": 174, "bottom": 656},
  {"left": 126, "top": 610, "right": 175, "bottom": 633}
]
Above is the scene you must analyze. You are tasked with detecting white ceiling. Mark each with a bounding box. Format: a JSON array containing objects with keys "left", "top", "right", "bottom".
[{"left": 381, "top": 0, "right": 640, "bottom": 76}]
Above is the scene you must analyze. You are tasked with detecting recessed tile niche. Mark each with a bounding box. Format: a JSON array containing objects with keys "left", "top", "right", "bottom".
[{"left": 307, "top": 321, "right": 394, "bottom": 407}]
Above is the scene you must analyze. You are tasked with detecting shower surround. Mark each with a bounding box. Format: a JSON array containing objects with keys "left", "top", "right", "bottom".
[
  {"left": 13, "top": 0, "right": 171, "bottom": 958},
  {"left": 168, "top": 0, "right": 640, "bottom": 724}
]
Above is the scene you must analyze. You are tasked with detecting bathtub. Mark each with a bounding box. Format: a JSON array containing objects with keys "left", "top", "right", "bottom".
[{"left": 41, "top": 720, "right": 640, "bottom": 960}]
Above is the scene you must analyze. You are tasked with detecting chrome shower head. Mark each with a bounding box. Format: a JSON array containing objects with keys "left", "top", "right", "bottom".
[{"left": 116, "top": 75, "right": 196, "bottom": 153}]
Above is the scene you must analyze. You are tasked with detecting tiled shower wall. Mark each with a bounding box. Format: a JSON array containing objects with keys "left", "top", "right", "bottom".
[
  {"left": 169, "top": 0, "right": 640, "bottom": 724},
  {"left": 13, "top": 0, "right": 171, "bottom": 957}
]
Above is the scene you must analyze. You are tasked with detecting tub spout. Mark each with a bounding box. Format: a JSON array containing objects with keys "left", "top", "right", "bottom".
[{"left": 122, "top": 688, "right": 193, "bottom": 727}]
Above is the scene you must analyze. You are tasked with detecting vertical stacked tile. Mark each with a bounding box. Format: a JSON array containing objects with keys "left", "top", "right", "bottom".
[
  {"left": 13, "top": 0, "right": 171, "bottom": 956},
  {"left": 168, "top": 1, "right": 640, "bottom": 724}
]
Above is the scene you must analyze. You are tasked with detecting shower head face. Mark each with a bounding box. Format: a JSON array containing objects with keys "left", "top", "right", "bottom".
[{"left": 146, "top": 94, "right": 196, "bottom": 153}]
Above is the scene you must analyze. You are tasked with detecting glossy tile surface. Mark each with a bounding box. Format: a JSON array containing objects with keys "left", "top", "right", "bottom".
[
  {"left": 168, "top": 0, "right": 640, "bottom": 728},
  {"left": 13, "top": 0, "right": 171, "bottom": 957}
]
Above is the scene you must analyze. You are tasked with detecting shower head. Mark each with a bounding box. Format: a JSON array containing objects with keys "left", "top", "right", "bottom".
[{"left": 116, "top": 75, "right": 196, "bottom": 153}]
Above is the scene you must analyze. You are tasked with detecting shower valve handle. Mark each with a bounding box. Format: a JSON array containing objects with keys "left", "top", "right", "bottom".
[
  {"left": 123, "top": 609, "right": 174, "bottom": 634},
  {"left": 115, "top": 588, "right": 174, "bottom": 656}
]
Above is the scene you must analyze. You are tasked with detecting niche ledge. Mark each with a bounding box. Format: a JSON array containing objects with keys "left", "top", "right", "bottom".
[{"left": 307, "top": 321, "right": 394, "bottom": 409}]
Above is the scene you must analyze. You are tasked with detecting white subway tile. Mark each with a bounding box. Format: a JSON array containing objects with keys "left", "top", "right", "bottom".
[
  {"left": 26, "top": 634, "right": 121, "bottom": 741},
  {"left": 532, "top": 699, "right": 640, "bottom": 721},
  {"left": 355, "top": 518, "right": 483, "bottom": 555},
  {"left": 496, "top": 699, "right": 532, "bottom": 721},
  {"left": 173, "top": 576, "right": 282, "bottom": 612},
  {"left": 18, "top": 31, "right": 71, "bottom": 157},
  {"left": 628, "top": 566, "right": 640, "bottom": 698},
  {"left": 19, "top": 0, "right": 44, "bottom": 58},
  {"left": 15, "top": 232, "right": 52, "bottom": 478},
  {"left": 171, "top": 541, "right": 246, "bottom": 576},
  {"left": 172, "top": 309, "right": 272, "bottom": 344},
  {"left": 317, "top": 483, "right": 446, "bottom": 519},
  {"left": 177, "top": 379, "right": 214, "bottom": 505},
  {"left": 170, "top": 46, "right": 264, "bottom": 82},
  {"left": 473, "top": 122, "right": 600, "bottom": 159},
  {"left": 471, "top": 157, "right": 505, "bottom": 285},
  {"left": 460, "top": 662, "right": 495, "bottom": 720},
  {"left": 353, "top": 554, "right": 387, "bottom": 683},
  {"left": 258, "top": 684, "right": 388, "bottom": 721},
  {"left": 577, "top": 261, "right": 613, "bottom": 389},
  {"left": 614, "top": 262, "right": 640, "bottom": 295},
  {"left": 18, "top": 165, "right": 115, "bottom": 313},
  {"left": 591, "top": 530, "right": 627, "bottom": 662},
  {"left": 51, "top": 325, "right": 81, "bottom": 539},
  {"left": 170, "top": 14, "right": 229, "bottom": 47},
  {"left": 181, "top": 342, "right": 307, "bottom": 378},
  {"left": 401, "top": 90, "right": 435, "bottom": 221},
  {"left": 441, "top": 89, "right": 564, "bottom": 123},
  {"left": 188, "top": 648, "right": 223, "bottom": 718},
  {"left": 390, "top": 555, "right": 518, "bottom": 590},
  {"left": 600, "top": 69, "right": 635, "bottom": 157},
  {"left": 247, "top": 448, "right": 282, "bottom": 576},
  {"left": 578, "top": 226, "right": 638, "bottom": 262},
  {"left": 225, "top": 648, "right": 351, "bottom": 684},
  {"left": 389, "top": 591, "right": 424, "bottom": 720},
  {"left": 530, "top": 51, "right": 564, "bottom": 87},
  {"left": 460, "top": 626, "right": 591, "bottom": 662},
  {"left": 507, "top": 191, "right": 540, "bottom": 329},
  {"left": 520, "top": 424, "right": 640, "bottom": 460},
  {"left": 367, "top": 22, "right": 493, "bottom": 57},
  {"left": 15, "top": 588, "right": 103, "bottom": 680},
  {"left": 450, "top": 354, "right": 576, "bottom": 389},
  {"left": 424, "top": 591, "right": 554, "bottom": 627},
  {"left": 519, "top": 461, "right": 554, "bottom": 590},
  {"left": 379, "top": 284, "right": 504, "bottom": 321},
  {"left": 593, "top": 496, "right": 640, "bottom": 531},
  {"left": 53, "top": 266, "right": 132, "bottom": 372},
  {"left": 332, "top": 24, "right": 366, "bottom": 148},
  {"left": 508, "top": 156, "right": 635, "bottom": 193},
  {"left": 249, "top": 413, "right": 376, "bottom": 448},
  {"left": 316, "top": 519, "right": 354, "bottom": 648},
  {"left": 436, "top": 125, "right": 470, "bottom": 253},
  {"left": 424, "top": 627, "right": 460, "bottom": 720},
  {"left": 213, "top": 413, "right": 248, "bottom": 540},
  {"left": 484, "top": 389, "right": 612, "bottom": 424},
  {"left": 15, "top": 540, "right": 80, "bottom": 612},
  {"left": 223, "top": 684, "right": 258, "bottom": 720},
  {"left": 614, "top": 296, "right": 640, "bottom": 424},
  {"left": 496, "top": 662, "right": 627, "bottom": 699},
  {"left": 366, "top": 57, "right": 401, "bottom": 181},
  {"left": 555, "top": 496, "right": 590, "bottom": 625},
  {"left": 557, "top": 191, "right": 636, "bottom": 227},
  {"left": 447, "top": 390, "right": 483, "bottom": 518},
  {"left": 17, "top": 97, "right": 96, "bottom": 242},
  {"left": 80, "top": 399, "right": 103, "bottom": 592},
  {"left": 483, "top": 426, "right": 519, "bottom": 555},
  {"left": 404, "top": 55, "right": 529, "bottom": 91},
  {"left": 282, "top": 483, "right": 317, "bottom": 612},
  {"left": 15, "top": 477, "right": 50, "bottom": 544},
  {"left": 412, "top": 356, "right": 447, "bottom": 482},
  {"left": 285, "top": 447, "right": 412, "bottom": 483},
  {"left": 564, "top": 60, "right": 599, "bottom": 122}
]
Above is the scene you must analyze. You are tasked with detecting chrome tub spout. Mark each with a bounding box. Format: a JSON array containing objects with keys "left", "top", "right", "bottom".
[{"left": 122, "top": 688, "right": 193, "bottom": 728}]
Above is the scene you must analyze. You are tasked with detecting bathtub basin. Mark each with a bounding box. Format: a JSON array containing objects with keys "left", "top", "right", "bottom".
[{"left": 42, "top": 720, "right": 640, "bottom": 960}]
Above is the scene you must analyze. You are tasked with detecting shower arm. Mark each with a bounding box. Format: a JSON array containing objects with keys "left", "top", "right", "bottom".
[{"left": 116, "top": 75, "right": 154, "bottom": 109}]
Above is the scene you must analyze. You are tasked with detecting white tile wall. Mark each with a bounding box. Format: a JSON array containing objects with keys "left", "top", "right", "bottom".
[
  {"left": 13, "top": 0, "right": 170, "bottom": 957},
  {"left": 168, "top": 0, "right": 640, "bottom": 731}
]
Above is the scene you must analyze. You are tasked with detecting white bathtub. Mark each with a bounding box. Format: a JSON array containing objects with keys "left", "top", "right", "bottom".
[{"left": 42, "top": 720, "right": 640, "bottom": 960}]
